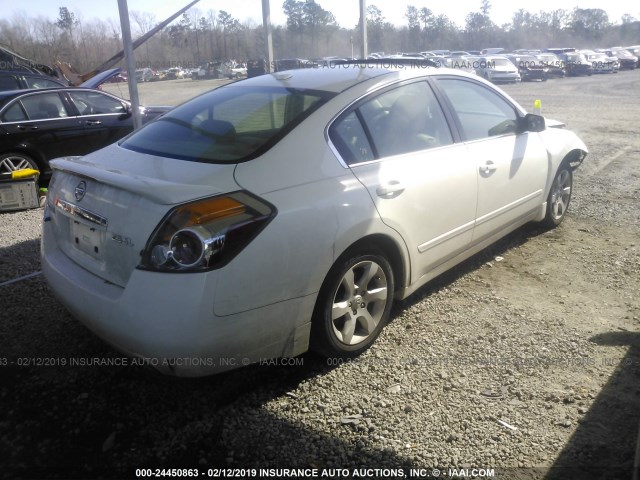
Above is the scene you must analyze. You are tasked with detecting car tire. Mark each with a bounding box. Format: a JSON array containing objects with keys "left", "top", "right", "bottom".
[
  {"left": 0, "top": 152, "right": 39, "bottom": 175},
  {"left": 541, "top": 164, "right": 573, "bottom": 228},
  {"left": 311, "top": 249, "right": 394, "bottom": 358}
]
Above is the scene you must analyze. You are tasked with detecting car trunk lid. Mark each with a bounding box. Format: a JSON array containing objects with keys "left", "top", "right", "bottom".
[{"left": 47, "top": 145, "right": 240, "bottom": 287}]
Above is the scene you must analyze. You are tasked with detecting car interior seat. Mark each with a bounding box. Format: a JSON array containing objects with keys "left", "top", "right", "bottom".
[
  {"left": 197, "top": 119, "right": 237, "bottom": 144},
  {"left": 380, "top": 94, "right": 439, "bottom": 157},
  {"left": 37, "top": 100, "right": 61, "bottom": 119}
]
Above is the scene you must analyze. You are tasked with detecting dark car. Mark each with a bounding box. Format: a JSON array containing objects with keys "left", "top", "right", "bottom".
[
  {"left": 0, "top": 87, "right": 170, "bottom": 181},
  {"left": 274, "top": 58, "right": 311, "bottom": 71},
  {"left": 601, "top": 48, "right": 638, "bottom": 70},
  {"left": 534, "top": 53, "right": 566, "bottom": 78},
  {"left": 0, "top": 71, "right": 69, "bottom": 91},
  {"left": 624, "top": 45, "right": 640, "bottom": 67},
  {"left": 247, "top": 58, "right": 267, "bottom": 77},
  {"left": 558, "top": 52, "right": 593, "bottom": 76},
  {"left": 505, "top": 54, "right": 547, "bottom": 81}
]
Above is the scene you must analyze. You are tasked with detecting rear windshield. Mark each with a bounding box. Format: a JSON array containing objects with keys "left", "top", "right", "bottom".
[{"left": 121, "top": 85, "right": 334, "bottom": 163}]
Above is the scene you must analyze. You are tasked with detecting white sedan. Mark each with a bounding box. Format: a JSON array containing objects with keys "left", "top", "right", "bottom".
[{"left": 41, "top": 64, "right": 587, "bottom": 376}]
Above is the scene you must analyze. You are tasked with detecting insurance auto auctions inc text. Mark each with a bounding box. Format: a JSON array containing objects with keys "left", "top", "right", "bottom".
[{"left": 227, "top": 467, "right": 496, "bottom": 478}]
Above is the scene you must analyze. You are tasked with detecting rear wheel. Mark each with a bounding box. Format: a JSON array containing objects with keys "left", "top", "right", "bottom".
[
  {"left": 542, "top": 165, "right": 573, "bottom": 228},
  {"left": 0, "top": 152, "right": 39, "bottom": 174},
  {"left": 311, "top": 250, "right": 394, "bottom": 358}
]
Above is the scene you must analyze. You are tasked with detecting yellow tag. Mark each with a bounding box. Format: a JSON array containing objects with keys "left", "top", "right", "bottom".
[
  {"left": 534, "top": 99, "right": 541, "bottom": 110},
  {"left": 11, "top": 168, "right": 40, "bottom": 180}
]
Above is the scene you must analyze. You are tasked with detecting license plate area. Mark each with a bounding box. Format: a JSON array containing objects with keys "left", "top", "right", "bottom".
[{"left": 71, "top": 220, "right": 104, "bottom": 259}]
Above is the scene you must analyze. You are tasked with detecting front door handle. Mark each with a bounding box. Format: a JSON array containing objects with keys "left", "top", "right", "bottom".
[
  {"left": 376, "top": 181, "right": 405, "bottom": 198},
  {"left": 17, "top": 124, "right": 38, "bottom": 130},
  {"left": 85, "top": 120, "right": 102, "bottom": 126}
]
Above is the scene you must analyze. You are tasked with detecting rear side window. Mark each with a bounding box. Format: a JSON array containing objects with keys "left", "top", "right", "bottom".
[
  {"left": 20, "top": 92, "right": 69, "bottom": 120},
  {"left": 0, "top": 75, "right": 20, "bottom": 91},
  {"left": 121, "top": 85, "right": 334, "bottom": 163},
  {"left": 329, "top": 81, "right": 453, "bottom": 165},
  {"left": 24, "top": 76, "right": 63, "bottom": 89},
  {"left": 1, "top": 102, "right": 27, "bottom": 122}
]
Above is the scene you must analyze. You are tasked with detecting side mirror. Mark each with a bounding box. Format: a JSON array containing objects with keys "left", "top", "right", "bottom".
[
  {"left": 519, "top": 113, "right": 545, "bottom": 133},
  {"left": 121, "top": 102, "right": 132, "bottom": 117}
]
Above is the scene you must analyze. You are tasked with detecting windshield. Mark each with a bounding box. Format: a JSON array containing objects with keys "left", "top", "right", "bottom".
[
  {"left": 490, "top": 59, "right": 513, "bottom": 68},
  {"left": 121, "top": 85, "right": 334, "bottom": 163},
  {"left": 566, "top": 54, "right": 586, "bottom": 62}
]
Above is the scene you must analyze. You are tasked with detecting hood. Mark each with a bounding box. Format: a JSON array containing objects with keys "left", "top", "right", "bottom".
[
  {"left": 79, "top": 68, "right": 123, "bottom": 89},
  {"left": 545, "top": 118, "right": 566, "bottom": 129}
]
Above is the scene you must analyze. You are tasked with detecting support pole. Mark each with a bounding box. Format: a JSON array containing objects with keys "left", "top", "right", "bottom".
[
  {"left": 359, "top": 0, "right": 367, "bottom": 59},
  {"left": 117, "top": 0, "right": 141, "bottom": 130},
  {"left": 262, "top": 0, "right": 274, "bottom": 73}
]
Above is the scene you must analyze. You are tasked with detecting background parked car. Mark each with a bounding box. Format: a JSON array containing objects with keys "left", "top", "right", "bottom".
[
  {"left": 602, "top": 48, "right": 638, "bottom": 69},
  {"left": 135, "top": 68, "right": 154, "bottom": 82},
  {"left": 0, "top": 87, "right": 171, "bottom": 181},
  {"left": 105, "top": 73, "right": 128, "bottom": 83},
  {"left": 475, "top": 56, "right": 521, "bottom": 83},
  {"left": 624, "top": 45, "right": 640, "bottom": 67},
  {"left": 247, "top": 58, "right": 267, "bottom": 77},
  {"left": 534, "top": 53, "right": 566, "bottom": 78},
  {"left": 581, "top": 50, "right": 618, "bottom": 73},
  {"left": 505, "top": 54, "right": 547, "bottom": 81},
  {"left": 557, "top": 52, "right": 593, "bottom": 76}
]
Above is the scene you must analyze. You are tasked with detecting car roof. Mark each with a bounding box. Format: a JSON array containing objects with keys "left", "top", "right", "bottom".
[{"left": 228, "top": 64, "right": 428, "bottom": 93}]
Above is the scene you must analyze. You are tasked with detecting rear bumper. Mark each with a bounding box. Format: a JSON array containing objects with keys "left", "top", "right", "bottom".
[
  {"left": 487, "top": 72, "right": 521, "bottom": 82},
  {"left": 41, "top": 221, "right": 313, "bottom": 377}
]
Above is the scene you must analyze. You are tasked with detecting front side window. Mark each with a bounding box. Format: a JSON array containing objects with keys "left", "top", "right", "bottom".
[
  {"left": 68, "top": 91, "right": 127, "bottom": 115},
  {"left": 121, "top": 85, "right": 334, "bottom": 163},
  {"left": 436, "top": 78, "right": 518, "bottom": 140}
]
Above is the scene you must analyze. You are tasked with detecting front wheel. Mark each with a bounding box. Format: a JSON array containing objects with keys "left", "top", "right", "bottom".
[
  {"left": 542, "top": 165, "right": 573, "bottom": 228},
  {"left": 311, "top": 250, "right": 394, "bottom": 358}
]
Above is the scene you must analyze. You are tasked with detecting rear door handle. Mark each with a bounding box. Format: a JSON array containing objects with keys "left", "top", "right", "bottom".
[
  {"left": 17, "top": 124, "right": 38, "bottom": 130},
  {"left": 376, "top": 181, "right": 405, "bottom": 198},
  {"left": 479, "top": 161, "right": 497, "bottom": 175},
  {"left": 85, "top": 120, "right": 102, "bottom": 126}
]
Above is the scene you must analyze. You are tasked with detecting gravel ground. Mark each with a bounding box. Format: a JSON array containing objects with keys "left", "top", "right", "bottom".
[{"left": 1, "top": 71, "right": 639, "bottom": 480}]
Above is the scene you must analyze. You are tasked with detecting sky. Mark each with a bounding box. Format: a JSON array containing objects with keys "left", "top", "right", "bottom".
[{"left": 5, "top": 0, "right": 639, "bottom": 30}]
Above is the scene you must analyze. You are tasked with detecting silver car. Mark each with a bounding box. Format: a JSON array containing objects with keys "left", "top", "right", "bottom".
[{"left": 476, "top": 56, "right": 521, "bottom": 83}]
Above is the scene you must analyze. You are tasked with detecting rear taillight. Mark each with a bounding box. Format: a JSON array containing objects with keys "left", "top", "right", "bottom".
[{"left": 139, "top": 191, "right": 275, "bottom": 272}]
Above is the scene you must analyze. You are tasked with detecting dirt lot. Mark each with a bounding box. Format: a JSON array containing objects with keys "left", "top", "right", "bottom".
[{"left": 1, "top": 71, "right": 639, "bottom": 480}]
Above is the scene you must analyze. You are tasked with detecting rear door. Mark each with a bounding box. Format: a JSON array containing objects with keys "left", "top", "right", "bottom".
[
  {"left": 0, "top": 91, "right": 85, "bottom": 160},
  {"left": 329, "top": 80, "right": 477, "bottom": 283}
]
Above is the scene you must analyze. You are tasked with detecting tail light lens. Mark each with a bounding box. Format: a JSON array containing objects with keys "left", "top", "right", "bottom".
[{"left": 139, "top": 191, "right": 275, "bottom": 272}]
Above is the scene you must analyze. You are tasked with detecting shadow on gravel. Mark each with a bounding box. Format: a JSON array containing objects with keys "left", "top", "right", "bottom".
[
  {"left": 544, "top": 331, "right": 640, "bottom": 480},
  {"left": 1, "top": 222, "right": 566, "bottom": 479},
  {"left": 0, "top": 237, "right": 41, "bottom": 283}
]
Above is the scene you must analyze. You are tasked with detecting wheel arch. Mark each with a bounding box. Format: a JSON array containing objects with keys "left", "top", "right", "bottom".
[
  {"left": 561, "top": 147, "right": 588, "bottom": 171},
  {"left": 309, "top": 232, "right": 407, "bottom": 356},
  {"left": 330, "top": 232, "right": 409, "bottom": 298}
]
